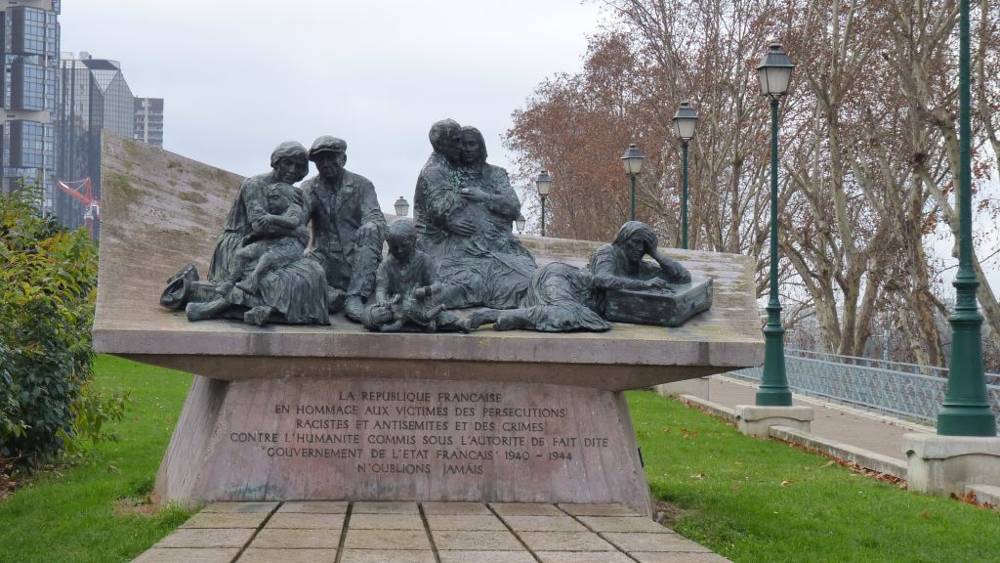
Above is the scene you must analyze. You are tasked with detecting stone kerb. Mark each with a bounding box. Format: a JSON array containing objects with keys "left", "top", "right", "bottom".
[
  {"left": 903, "top": 433, "right": 1000, "bottom": 496},
  {"left": 734, "top": 405, "right": 814, "bottom": 438}
]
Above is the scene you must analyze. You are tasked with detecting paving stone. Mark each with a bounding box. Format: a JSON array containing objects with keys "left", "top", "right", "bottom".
[
  {"left": 536, "top": 552, "right": 636, "bottom": 563},
  {"left": 439, "top": 551, "right": 537, "bottom": 563},
  {"left": 578, "top": 516, "right": 671, "bottom": 533},
  {"left": 339, "top": 550, "right": 436, "bottom": 563},
  {"left": 426, "top": 514, "right": 507, "bottom": 531},
  {"left": 201, "top": 502, "right": 279, "bottom": 514},
  {"left": 631, "top": 552, "right": 731, "bottom": 563},
  {"left": 251, "top": 528, "right": 341, "bottom": 549},
  {"left": 351, "top": 501, "right": 420, "bottom": 514},
  {"left": 180, "top": 512, "right": 268, "bottom": 529},
  {"left": 421, "top": 502, "right": 492, "bottom": 515},
  {"left": 489, "top": 502, "right": 564, "bottom": 516},
  {"left": 265, "top": 513, "right": 345, "bottom": 529},
  {"left": 557, "top": 503, "right": 640, "bottom": 517},
  {"left": 602, "top": 532, "right": 712, "bottom": 552},
  {"left": 343, "top": 529, "right": 432, "bottom": 550},
  {"left": 238, "top": 548, "right": 338, "bottom": 562},
  {"left": 133, "top": 548, "right": 240, "bottom": 563},
  {"left": 432, "top": 530, "right": 524, "bottom": 551},
  {"left": 277, "top": 501, "right": 349, "bottom": 514},
  {"left": 503, "top": 515, "right": 587, "bottom": 532},
  {"left": 155, "top": 528, "right": 255, "bottom": 549},
  {"left": 348, "top": 513, "right": 424, "bottom": 530},
  {"left": 518, "top": 532, "right": 616, "bottom": 552}
]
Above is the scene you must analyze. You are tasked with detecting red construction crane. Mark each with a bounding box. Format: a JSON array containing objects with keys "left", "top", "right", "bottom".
[{"left": 56, "top": 178, "right": 99, "bottom": 237}]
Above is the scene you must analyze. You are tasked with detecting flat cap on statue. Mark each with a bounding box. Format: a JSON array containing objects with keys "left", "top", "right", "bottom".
[{"left": 308, "top": 136, "right": 348, "bottom": 160}]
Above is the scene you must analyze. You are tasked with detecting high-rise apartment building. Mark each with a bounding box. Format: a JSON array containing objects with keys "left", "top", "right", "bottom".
[
  {"left": 134, "top": 97, "right": 162, "bottom": 147},
  {"left": 0, "top": 0, "right": 60, "bottom": 210}
]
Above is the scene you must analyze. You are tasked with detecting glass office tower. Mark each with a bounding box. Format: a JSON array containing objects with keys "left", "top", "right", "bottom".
[{"left": 56, "top": 53, "right": 136, "bottom": 230}]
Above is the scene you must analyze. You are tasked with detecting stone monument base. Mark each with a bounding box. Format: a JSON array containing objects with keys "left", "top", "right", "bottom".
[
  {"left": 155, "top": 374, "right": 652, "bottom": 515},
  {"left": 94, "top": 135, "right": 766, "bottom": 523}
]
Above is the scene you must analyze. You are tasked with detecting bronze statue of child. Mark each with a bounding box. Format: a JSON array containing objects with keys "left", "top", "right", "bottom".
[
  {"left": 366, "top": 219, "right": 471, "bottom": 332},
  {"left": 219, "top": 182, "right": 306, "bottom": 296}
]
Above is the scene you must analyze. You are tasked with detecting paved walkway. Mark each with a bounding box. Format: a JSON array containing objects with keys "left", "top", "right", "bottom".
[
  {"left": 703, "top": 375, "right": 932, "bottom": 461},
  {"left": 134, "top": 501, "right": 728, "bottom": 563}
]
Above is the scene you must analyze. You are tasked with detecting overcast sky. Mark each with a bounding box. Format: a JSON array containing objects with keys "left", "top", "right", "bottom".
[{"left": 61, "top": 0, "right": 604, "bottom": 211}]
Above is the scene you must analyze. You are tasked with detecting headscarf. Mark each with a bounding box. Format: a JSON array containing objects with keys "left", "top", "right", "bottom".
[
  {"left": 270, "top": 141, "right": 308, "bottom": 167},
  {"left": 613, "top": 221, "right": 658, "bottom": 254}
]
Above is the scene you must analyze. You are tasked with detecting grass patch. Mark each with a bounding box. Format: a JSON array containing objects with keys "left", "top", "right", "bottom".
[
  {"left": 0, "top": 356, "right": 194, "bottom": 563},
  {"left": 2, "top": 360, "right": 998, "bottom": 562},
  {"left": 628, "top": 390, "right": 1000, "bottom": 562},
  {"left": 105, "top": 172, "right": 140, "bottom": 209}
]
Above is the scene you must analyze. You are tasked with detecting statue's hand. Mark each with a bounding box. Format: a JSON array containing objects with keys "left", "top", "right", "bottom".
[
  {"left": 251, "top": 214, "right": 275, "bottom": 232},
  {"left": 448, "top": 217, "right": 477, "bottom": 237},
  {"left": 643, "top": 277, "right": 669, "bottom": 290},
  {"left": 668, "top": 263, "right": 692, "bottom": 284},
  {"left": 459, "top": 187, "right": 490, "bottom": 203},
  {"left": 378, "top": 294, "right": 401, "bottom": 306},
  {"left": 356, "top": 222, "right": 380, "bottom": 240}
]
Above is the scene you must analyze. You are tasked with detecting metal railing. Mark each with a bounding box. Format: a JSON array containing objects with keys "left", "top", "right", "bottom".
[{"left": 729, "top": 349, "right": 1000, "bottom": 426}]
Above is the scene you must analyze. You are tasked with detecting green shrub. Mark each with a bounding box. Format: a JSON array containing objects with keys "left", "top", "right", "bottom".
[{"left": 0, "top": 188, "right": 122, "bottom": 468}]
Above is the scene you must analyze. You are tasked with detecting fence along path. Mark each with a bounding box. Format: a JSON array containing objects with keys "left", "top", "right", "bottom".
[{"left": 729, "top": 349, "right": 1000, "bottom": 427}]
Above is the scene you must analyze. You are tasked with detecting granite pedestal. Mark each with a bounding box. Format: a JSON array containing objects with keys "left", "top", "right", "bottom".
[{"left": 93, "top": 135, "right": 765, "bottom": 517}]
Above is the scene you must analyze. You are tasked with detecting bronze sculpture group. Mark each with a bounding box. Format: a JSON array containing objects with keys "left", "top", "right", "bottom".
[{"left": 161, "top": 119, "right": 712, "bottom": 332}]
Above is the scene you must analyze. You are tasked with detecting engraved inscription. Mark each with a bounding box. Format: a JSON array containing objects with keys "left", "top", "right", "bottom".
[{"left": 227, "top": 385, "right": 612, "bottom": 477}]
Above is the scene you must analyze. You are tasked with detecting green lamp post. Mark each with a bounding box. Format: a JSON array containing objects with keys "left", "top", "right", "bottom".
[
  {"left": 672, "top": 101, "right": 699, "bottom": 249},
  {"left": 621, "top": 144, "right": 645, "bottom": 221},
  {"left": 937, "top": 0, "right": 996, "bottom": 437},
  {"left": 535, "top": 170, "right": 552, "bottom": 237},
  {"left": 755, "top": 42, "right": 795, "bottom": 407}
]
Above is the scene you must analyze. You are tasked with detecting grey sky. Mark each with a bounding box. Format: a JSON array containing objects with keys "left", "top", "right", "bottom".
[{"left": 61, "top": 0, "right": 603, "bottom": 211}]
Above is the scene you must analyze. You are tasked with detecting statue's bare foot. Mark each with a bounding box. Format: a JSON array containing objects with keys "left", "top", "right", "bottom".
[
  {"left": 380, "top": 320, "right": 405, "bottom": 332},
  {"left": 244, "top": 305, "right": 272, "bottom": 326},
  {"left": 186, "top": 300, "right": 223, "bottom": 322},
  {"left": 344, "top": 295, "right": 365, "bottom": 322},
  {"left": 465, "top": 310, "right": 498, "bottom": 330},
  {"left": 455, "top": 319, "right": 473, "bottom": 334},
  {"left": 327, "top": 287, "right": 347, "bottom": 313}
]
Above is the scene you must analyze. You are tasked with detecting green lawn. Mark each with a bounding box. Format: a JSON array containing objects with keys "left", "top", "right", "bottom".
[
  {"left": 0, "top": 356, "right": 195, "bottom": 563},
  {"left": 629, "top": 390, "right": 1000, "bottom": 562},
  {"left": 0, "top": 357, "right": 998, "bottom": 562}
]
